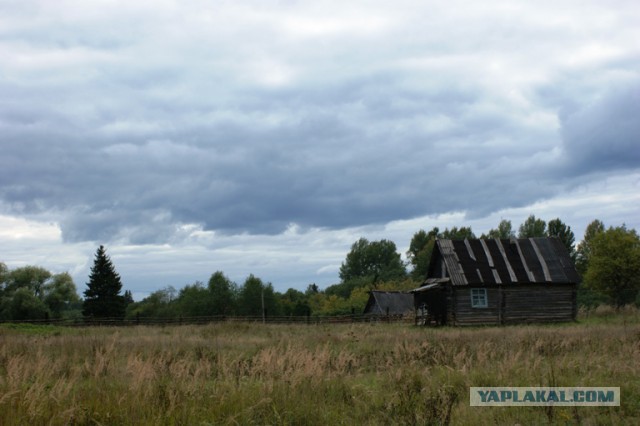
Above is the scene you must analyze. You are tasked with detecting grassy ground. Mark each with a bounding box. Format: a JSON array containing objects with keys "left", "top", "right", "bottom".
[{"left": 0, "top": 307, "right": 638, "bottom": 425}]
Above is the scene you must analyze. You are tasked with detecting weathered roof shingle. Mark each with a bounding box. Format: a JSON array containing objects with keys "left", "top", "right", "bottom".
[{"left": 434, "top": 237, "right": 580, "bottom": 286}]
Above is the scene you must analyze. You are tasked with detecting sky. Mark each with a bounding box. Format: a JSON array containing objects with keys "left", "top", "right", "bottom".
[{"left": 1, "top": 0, "right": 639, "bottom": 300}]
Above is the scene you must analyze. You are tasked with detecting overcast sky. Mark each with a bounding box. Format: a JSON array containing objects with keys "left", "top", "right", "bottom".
[{"left": 1, "top": 0, "right": 639, "bottom": 299}]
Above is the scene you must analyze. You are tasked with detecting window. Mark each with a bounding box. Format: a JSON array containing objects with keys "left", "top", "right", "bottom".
[{"left": 471, "top": 288, "right": 488, "bottom": 308}]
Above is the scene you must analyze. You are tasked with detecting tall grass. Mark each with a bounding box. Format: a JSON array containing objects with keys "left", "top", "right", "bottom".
[{"left": 0, "top": 313, "right": 639, "bottom": 425}]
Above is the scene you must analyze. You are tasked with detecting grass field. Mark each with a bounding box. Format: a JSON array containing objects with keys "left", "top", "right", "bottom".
[{"left": 1, "top": 307, "right": 639, "bottom": 425}]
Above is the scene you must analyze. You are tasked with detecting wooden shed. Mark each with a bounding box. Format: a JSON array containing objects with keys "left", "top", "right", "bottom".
[
  {"left": 363, "top": 291, "right": 414, "bottom": 318},
  {"left": 413, "top": 237, "right": 580, "bottom": 326}
]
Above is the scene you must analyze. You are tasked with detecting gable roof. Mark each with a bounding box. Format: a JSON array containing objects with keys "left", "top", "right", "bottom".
[
  {"left": 363, "top": 291, "right": 414, "bottom": 315},
  {"left": 430, "top": 237, "right": 581, "bottom": 286}
]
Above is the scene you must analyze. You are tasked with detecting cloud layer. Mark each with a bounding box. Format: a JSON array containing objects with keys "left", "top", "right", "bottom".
[{"left": 1, "top": 0, "right": 639, "bottom": 293}]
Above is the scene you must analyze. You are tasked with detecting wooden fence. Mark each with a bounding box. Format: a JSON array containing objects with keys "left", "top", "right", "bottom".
[{"left": 0, "top": 314, "right": 415, "bottom": 327}]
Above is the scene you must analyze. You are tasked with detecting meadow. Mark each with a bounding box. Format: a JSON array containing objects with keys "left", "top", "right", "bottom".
[{"left": 0, "top": 307, "right": 639, "bottom": 425}]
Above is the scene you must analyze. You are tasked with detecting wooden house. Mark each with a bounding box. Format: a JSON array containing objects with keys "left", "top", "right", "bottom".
[
  {"left": 363, "top": 291, "right": 414, "bottom": 318},
  {"left": 413, "top": 237, "right": 580, "bottom": 326}
]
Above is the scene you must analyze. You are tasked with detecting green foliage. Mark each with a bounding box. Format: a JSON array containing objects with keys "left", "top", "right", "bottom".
[
  {"left": 1, "top": 287, "right": 49, "bottom": 320},
  {"left": 583, "top": 225, "right": 640, "bottom": 307},
  {"left": 0, "top": 262, "right": 8, "bottom": 289},
  {"left": 5, "top": 266, "right": 51, "bottom": 298},
  {"left": 575, "top": 219, "right": 605, "bottom": 276},
  {"left": 175, "top": 281, "right": 213, "bottom": 317},
  {"left": 125, "top": 273, "right": 317, "bottom": 320},
  {"left": 280, "top": 288, "right": 310, "bottom": 316},
  {"left": 481, "top": 219, "right": 515, "bottom": 239},
  {"left": 0, "top": 265, "right": 80, "bottom": 321},
  {"left": 83, "top": 245, "right": 126, "bottom": 319},
  {"left": 329, "top": 238, "right": 407, "bottom": 314},
  {"left": 407, "top": 226, "right": 475, "bottom": 280},
  {"left": 325, "top": 276, "right": 371, "bottom": 299},
  {"left": 123, "top": 290, "right": 134, "bottom": 306},
  {"left": 577, "top": 284, "right": 609, "bottom": 309},
  {"left": 440, "top": 226, "right": 476, "bottom": 239},
  {"left": 374, "top": 278, "right": 420, "bottom": 292},
  {"left": 237, "top": 274, "right": 264, "bottom": 316},
  {"left": 314, "top": 277, "right": 418, "bottom": 316},
  {"left": 42, "top": 272, "right": 80, "bottom": 318},
  {"left": 310, "top": 287, "right": 373, "bottom": 316},
  {"left": 208, "top": 271, "right": 236, "bottom": 315},
  {"left": 305, "top": 283, "right": 319, "bottom": 295},
  {"left": 237, "top": 275, "right": 281, "bottom": 317},
  {"left": 339, "top": 238, "right": 406, "bottom": 285},
  {"left": 126, "top": 286, "right": 178, "bottom": 319},
  {"left": 407, "top": 227, "right": 439, "bottom": 280},
  {"left": 547, "top": 218, "right": 576, "bottom": 258},
  {"left": 518, "top": 214, "right": 546, "bottom": 238},
  {"left": 0, "top": 322, "right": 68, "bottom": 335}
]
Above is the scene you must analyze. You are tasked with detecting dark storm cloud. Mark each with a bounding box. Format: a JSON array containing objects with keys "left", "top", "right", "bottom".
[
  {"left": 1, "top": 97, "right": 557, "bottom": 243},
  {"left": 1, "top": 0, "right": 639, "bottom": 246},
  {"left": 561, "top": 81, "right": 640, "bottom": 174},
  {"left": 0, "top": 75, "right": 604, "bottom": 241}
]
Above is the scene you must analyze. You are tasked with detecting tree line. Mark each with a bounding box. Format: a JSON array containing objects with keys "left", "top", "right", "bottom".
[
  {"left": 0, "top": 264, "right": 82, "bottom": 321},
  {"left": 1, "top": 215, "right": 639, "bottom": 322}
]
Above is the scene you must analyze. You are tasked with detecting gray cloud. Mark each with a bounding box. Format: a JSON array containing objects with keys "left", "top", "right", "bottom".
[
  {"left": 1, "top": 0, "right": 639, "bottom": 249},
  {"left": 561, "top": 81, "right": 640, "bottom": 174}
]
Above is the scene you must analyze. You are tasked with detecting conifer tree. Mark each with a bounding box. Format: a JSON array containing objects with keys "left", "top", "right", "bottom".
[{"left": 83, "top": 245, "right": 126, "bottom": 319}]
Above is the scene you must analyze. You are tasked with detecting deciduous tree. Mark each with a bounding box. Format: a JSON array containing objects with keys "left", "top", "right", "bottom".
[
  {"left": 339, "top": 238, "right": 406, "bottom": 285},
  {"left": 407, "top": 227, "right": 439, "bottom": 280},
  {"left": 126, "top": 286, "right": 177, "bottom": 319},
  {"left": 547, "top": 218, "right": 576, "bottom": 259},
  {"left": 583, "top": 225, "right": 640, "bottom": 307},
  {"left": 280, "top": 288, "right": 310, "bottom": 316},
  {"left": 0, "top": 266, "right": 80, "bottom": 320},
  {"left": 575, "top": 219, "right": 605, "bottom": 275},
  {"left": 407, "top": 226, "right": 475, "bottom": 280},
  {"left": 3, "top": 287, "right": 49, "bottom": 320},
  {"left": 175, "top": 281, "right": 212, "bottom": 317},
  {"left": 0, "top": 262, "right": 8, "bottom": 292},
  {"left": 440, "top": 226, "right": 476, "bottom": 240},
  {"left": 482, "top": 219, "right": 515, "bottom": 239},
  {"left": 518, "top": 215, "right": 546, "bottom": 238},
  {"left": 5, "top": 266, "right": 51, "bottom": 298},
  {"left": 43, "top": 272, "right": 80, "bottom": 318},
  {"left": 208, "top": 271, "right": 236, "bottom": 315},
  {"left": 237, "top": 275, "right": 281, "bottom": 317}
]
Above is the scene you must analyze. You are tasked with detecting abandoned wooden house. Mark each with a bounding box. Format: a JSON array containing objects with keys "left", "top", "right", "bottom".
[
  {"left": 413, "top": 237, "right": 580, "bottom": 326},
  {"left": 363, "top": 291, "right": 414, "bottom": 318}
]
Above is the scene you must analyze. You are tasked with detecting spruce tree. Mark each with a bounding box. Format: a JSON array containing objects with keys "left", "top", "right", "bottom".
[{"left": 83, "top": 245, "right": 126, "bottom": 319}]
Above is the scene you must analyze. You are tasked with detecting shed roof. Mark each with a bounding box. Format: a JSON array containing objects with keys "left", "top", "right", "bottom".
[
  {"left": 363, "top": 291, "right": 414, "bottom": 315},
  {"left": 432, "top": 237, "right": 580, "bottom": 286},
  {"left": 411, "top": 278, "right": 449, "bottom": 292}
]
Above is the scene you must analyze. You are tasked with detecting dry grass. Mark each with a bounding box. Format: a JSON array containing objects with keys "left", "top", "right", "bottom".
[{"left": 1, "top": 314, "right": 639, "bottom": 425}]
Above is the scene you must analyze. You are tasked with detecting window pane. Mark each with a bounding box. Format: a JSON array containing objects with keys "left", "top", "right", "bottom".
[{"left": 471, "top": 288, "right": 487, "bottom": 308}]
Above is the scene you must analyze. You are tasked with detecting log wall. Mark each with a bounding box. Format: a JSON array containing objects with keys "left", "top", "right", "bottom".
[{"left": 452, "top": 284, "right": 576, "bottom": 325}]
